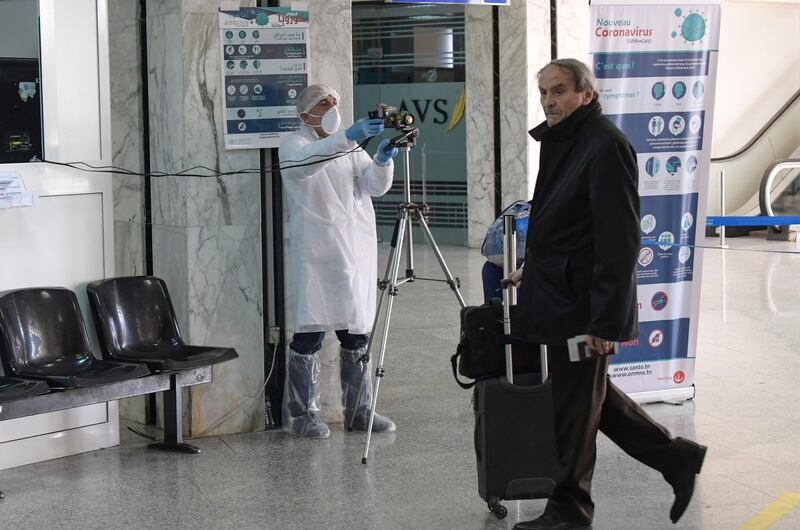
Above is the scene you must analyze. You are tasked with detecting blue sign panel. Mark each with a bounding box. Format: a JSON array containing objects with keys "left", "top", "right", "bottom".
[
  {"left": 616, "top": 319, "right": 691, "bottom": 363},
  {"left": 593, "top": 51, "right": 713, "bottom": 79},
  {"left": 607, "top": 111, "right": 706, "bottom": 154},
  {"left": 638, "top": 193, "right": 699, "bottom": 286}
]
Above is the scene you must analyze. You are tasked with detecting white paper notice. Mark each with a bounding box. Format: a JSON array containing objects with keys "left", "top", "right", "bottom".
[{"left": 0, "top": 171, "right": 35, "bottom": 208}]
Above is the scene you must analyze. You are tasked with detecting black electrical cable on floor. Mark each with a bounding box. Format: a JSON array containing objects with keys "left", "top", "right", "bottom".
[{"left": 120, "top": 420, "right": 158, "bottom": 441}]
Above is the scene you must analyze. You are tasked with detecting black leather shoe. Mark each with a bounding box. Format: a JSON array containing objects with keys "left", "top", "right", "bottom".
[
  {"left": 514, "top": 514, "right": 591, "bottom": 530},
  {"left": 668, "top": 440, "right": 708, "bottom": 523}
]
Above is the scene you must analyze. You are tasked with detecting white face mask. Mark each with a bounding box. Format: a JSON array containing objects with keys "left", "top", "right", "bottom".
[{"left": 306, "top": 106, "right": 341, "bottom": 135}]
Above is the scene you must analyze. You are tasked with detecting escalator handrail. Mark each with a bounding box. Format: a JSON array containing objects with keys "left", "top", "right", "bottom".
[
  {"left": 711, "top": 87, "right": 800, "bottom": 163},
  {"left": 758, "top": 159, "right": 800, "bottom": 217}
]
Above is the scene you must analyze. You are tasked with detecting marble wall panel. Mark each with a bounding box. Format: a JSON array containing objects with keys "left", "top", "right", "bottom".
[
  {"left": 148, "top": 0, "right": 181, "bottom": 17},
  {"left": 305, "top": 0, "right": 354, "bottom": 124},
  {"left": 499, "top": 0, "right": 551, "bottom": 208},
  {"left": 150, "top": 0, "right": 256, "bottom": 16},
  {"left": 465, "top": 7, "right": 495, "bottom": 249},
  {"left": 108, "top": 0, "right": 138, "bottom": 22},
  {"left": 557, "top": 0, "right": 590, "bottom": 63},
  {"left": 185, "top": 223, "right": 265, "bottom": 435},
  {"left": 114, "top": 220, "right": 145, "bottom": 277},
  {"left": 148, "top": 12, "right": 187, "bottom": 229},
  {"left": 183, "top": 0, "right": 220, "bottom": 14},
  {"left": 109, "top": 0, "right": 144, "bottom": 231},
  {"left": 525, "top": 0, "right": 552, "bottom": 200},
  {"left": 182, "top": 12, "right": 261, "bottom": 228},
  {"left": 153, "top": 224, "right": 191, "bottom": 332}
]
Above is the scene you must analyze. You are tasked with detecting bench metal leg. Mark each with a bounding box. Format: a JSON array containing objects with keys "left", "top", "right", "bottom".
[{"left": 147, "top": 373, "right": 200, "bottom": 454}]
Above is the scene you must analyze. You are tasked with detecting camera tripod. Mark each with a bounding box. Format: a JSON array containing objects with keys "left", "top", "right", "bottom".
[{"left": 359, "top": 130, "right": 467, "bottom": 464}]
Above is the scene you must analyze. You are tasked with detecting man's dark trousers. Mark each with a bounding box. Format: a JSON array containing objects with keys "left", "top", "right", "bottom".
[{"left": 543, "top": 345, "right": 685, "bottom": 525}]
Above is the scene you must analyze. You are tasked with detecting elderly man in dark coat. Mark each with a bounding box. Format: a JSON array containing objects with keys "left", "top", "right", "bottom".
[{"left": 510, "top": 59, "right": 707, "bottom": 530}]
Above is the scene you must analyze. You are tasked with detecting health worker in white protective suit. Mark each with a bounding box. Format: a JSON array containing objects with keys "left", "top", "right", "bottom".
[{"left": 279, "top": 84, "right": 399, "bottom": 439}]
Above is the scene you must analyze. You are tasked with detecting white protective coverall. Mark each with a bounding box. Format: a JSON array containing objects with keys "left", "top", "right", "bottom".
[{"left": 279, "top": 124, "right": 393, "bottom": 335}]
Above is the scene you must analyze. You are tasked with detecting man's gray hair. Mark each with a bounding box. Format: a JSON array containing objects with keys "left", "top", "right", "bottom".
[{"left": 538, "top": 58, "right": 597, "bottom": 96}]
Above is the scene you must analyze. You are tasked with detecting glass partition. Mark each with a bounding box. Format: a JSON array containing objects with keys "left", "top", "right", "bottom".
[{"left": 353, "top": 2, "right": 467, "bottom": 246}]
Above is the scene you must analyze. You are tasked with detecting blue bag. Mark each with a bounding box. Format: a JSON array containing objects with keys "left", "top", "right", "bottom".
[{"left": 480, "top": 200, "right": 530, "bottom": 267}]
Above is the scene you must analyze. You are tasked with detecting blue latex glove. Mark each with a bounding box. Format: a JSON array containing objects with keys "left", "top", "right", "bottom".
[
  {"left": 374, "top": 139, "right": 399, "bottom": 166},
  {"left": 346, "top": 117, "right": 384, "bottom": 142}
]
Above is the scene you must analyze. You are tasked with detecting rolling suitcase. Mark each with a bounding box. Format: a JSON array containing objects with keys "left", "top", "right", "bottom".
[{"left": 473, "top": 213, "right": 559, "bottom": 519}]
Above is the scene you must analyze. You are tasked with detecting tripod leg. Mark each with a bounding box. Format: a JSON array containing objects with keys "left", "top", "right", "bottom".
[
  {"left": 365, "top": 211, "right": 404, "bottom": 362},
  {"left": 364, "top": 245, "right": 396, "bottom": 357},
  {"left": 415, "top": 213, "right": 467, "bottom": 309},
  {"left": 362, "top": 212, "right": 409, "bottom": 464},
  {"left": 350, "top": 215, "right": 403, "bottom": 431}
]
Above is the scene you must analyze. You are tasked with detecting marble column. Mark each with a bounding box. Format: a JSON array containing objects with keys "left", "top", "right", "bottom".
[
  {"left": 299, "top": 0, "right": 354, "bottom": 124},
  {"left": 498, "top": 0, "right": 552, "bottom": 207},
  {"left": 556, "top": 0, "right": 590, "bottom": 63},
  {"left": 109, "top": 0, "right": 145, "bottom": 279},
  {"left": 279, "top": 0, "right": 354, "bottom": 424},
  {"left": 148, "top": 0, "right": 264, "bottom": 435},
  {"left": 465, "top": 7, "right": 496, "bottom": 249},
  {"left": 108, "top": 0, "right": 147, "bottom": 423}
]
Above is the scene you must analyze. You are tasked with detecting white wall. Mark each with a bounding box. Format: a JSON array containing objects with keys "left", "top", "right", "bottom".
[
  {"left": 712, "top": 1, "right": 800, "bottom": 157},
  {"left": 0, "top": 0, "right": 39, "bottom": 58}
]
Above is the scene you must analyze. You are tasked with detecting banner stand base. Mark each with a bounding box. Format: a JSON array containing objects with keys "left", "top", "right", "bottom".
[{"left": 629, "top": 385, "right": 695, "bottom": 406}]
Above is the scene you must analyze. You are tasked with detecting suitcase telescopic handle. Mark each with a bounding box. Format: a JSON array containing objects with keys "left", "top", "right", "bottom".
[
  {"left": 502, "top": 214, "right": 516, "bottom": 383},
  {"left": 502, "top": 213, "right": 549, "bottom": 385}
]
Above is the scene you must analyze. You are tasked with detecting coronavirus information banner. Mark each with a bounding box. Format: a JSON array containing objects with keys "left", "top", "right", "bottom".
[
  {"left": 589, "top": 1, "right": 721, "bottom": 401},
  {"left": 219, "top": 7, "right": 309, "bottom": 150}
]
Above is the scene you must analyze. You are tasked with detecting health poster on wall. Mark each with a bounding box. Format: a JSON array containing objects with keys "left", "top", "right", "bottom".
[
  {"left": 589, "top": 1, "right": 721, "bottom": 401},
  {"left": 219, "top": 7, "right": 309, "bottom": 150}
]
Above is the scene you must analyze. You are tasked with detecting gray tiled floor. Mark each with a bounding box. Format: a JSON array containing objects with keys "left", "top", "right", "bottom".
[{"left": 3, "top": 236, "right": 800, "bottom": 529}]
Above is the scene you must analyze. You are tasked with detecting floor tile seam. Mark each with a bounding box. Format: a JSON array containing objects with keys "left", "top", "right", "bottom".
[
  {"left": 692, "top": 416, "right": 797, "bottom": 432},
  {"left": 217, "top": 435, "right": 242, "bottom": 456},
  {"left": 690, "top": 408, "right": 795, "bottom": 426},
  {"left": 730, "top": 458, "right": 800, "bottom": 473},
  {"left": 705, "top": 342, "right": 798, "bottom": 359},
  {"left": 704, "top": 430, "right": 800, "bottom": 446},
  {"left": 56, "top": 512, "right": 148, "bottom": 529},
  {"left": 726, "top": 439, "right": 800, "bottom": 455},
  {"left": 695, "top": 481, "right": 779, "bottom": 506},
  {"left": 105, "top": 465, "right": 128, "bottom": 492},
  {"left": 702, "top": 452, "right": 788, "bottom": 466},
  {"left": 717, "top": 470, "right": 796, "bottom": 499}
]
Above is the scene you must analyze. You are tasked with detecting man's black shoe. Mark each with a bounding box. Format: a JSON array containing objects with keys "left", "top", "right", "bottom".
[
  {"left": 668, "top": 441, "right": 708, "bottom": 524},
  {"left": 513, "top": 514, "right": 591, "bottom": 530}
]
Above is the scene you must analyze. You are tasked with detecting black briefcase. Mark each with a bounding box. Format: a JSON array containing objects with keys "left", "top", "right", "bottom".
[{"left": 451, "top": 300, "right": 539, "bottom": 389}]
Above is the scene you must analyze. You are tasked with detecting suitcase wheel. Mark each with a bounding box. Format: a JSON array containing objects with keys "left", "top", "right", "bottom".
[{"left": 487, "top": 499, "right": 507, "bottom": 519}]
